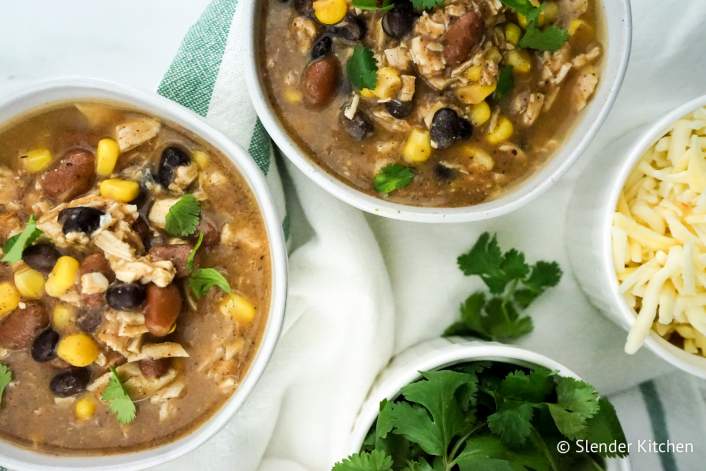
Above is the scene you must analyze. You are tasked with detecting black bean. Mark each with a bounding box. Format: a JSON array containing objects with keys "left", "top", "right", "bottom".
[
  {"left": 430, "top": 108, "right": 473, "bottom": 150},
  {"left": 326, "top": 15, "right": 366, "bottom": 41},
  {"left": 31, "top": 329, "right": 59, "bottom": 362},
  {"left": 340, "top": 110, "right": 374, "bottom": 141},
  {"left": 386, "top": 100, "right": 414, "bottom": 119},
  {"left": 77, "top": 309, "right": 104, "bottom": 333},
  {"left": 22, "top": 244, "right": 61, "bottom": 274},
  {"left": 58, "top": 207, "right": 105, "bottom": 235},
  {"left": 382, "top": 1, "right": 416, "bottom": 39},
  {"left": 157, "top": 146, "right": 191, "bottom": 187},
  {"left": 106, "top": 283, "right": 147, "bottom": 311},
  {"left": 50, "top": 368, "right": 90, "bottom": 397},
  {"left": 311, "top": 35, "right": 333, "bottom": 60},
  {"left": 434, "top": 163, "right": 455, "bottom": 180}
]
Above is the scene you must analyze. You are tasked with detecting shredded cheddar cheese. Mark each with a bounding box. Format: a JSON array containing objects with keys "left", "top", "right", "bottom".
[{"left": 614, "top": 106, "right": 706, "bottom": 355}]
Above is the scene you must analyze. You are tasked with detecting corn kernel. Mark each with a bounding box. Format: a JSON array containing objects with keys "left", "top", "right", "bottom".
[
  {"left": 45, "top": 256, "right": 80, "bottom": 298},
  {"left": 402, "top": 129, "right": 433, "bottom": 164},
  {"left": 96, "top": 138, "right": 120, "bottom": 176},
  {"left": 456, "top": 83, "right": 497, "bottom": 105},
  {"left": 192, "top": 150, "right": 210, "bottom": 170},
  {"left": 372, "top": 67, "right": 402, "bottom": 100},
  {"left": 313, "top": 0, "right": 347, "bottom": 25},
  {"left": 99, "top": 178, "right": 140, "bottom": 203},
  {"left": 459, "top": 144, "right": 495, "bottom": 171},
  {"left": 0, "top": 282, "right": 20, "bottom": 318},
  {"left": 465, "top": 65, "right": 483, "bottom": 82},
  {"left": 470, "top": 102, "right": 491, "bottom": 126},
  {"left": 486, "top": 116, "right": 515, "bottom": 145},
  {"left": 57, "top": 333, "right": 99, "bottom": 367},
  {"left": 220, "top": 293, "right": 257, "bottom": 325},
  {"left": 569, "top": 19, "right": 593, "bottom": 37},
  {"left": 543, "top": 2, "right": 559, "bottom": 23},
  {"left": 20, "top": 148, "right": 53, "bottom": 174},
  {"left": 505, "top": 50, "right": 532, "bottom": 74},
  {"left": 487, "top": 47, "right": 503, "bottom": 64},
  {"left": 75, "top": 396, "right": 96, "bottom": 421},
  {"left": 504, "top": 23, "right": 522, "bottom": 45},
  {"left": 14, "top": 267, "right": 45, "bottom": 300},
  {"left": 360, "top": 88, "right": 376, "bottom": 99},
  {"left": 52, "top": 304, "right": 76, "bottom": 332},
  {"left": 283, "top": 87, "right": 303, "bottom": 104},
  {"left": 517, "top": 13, "right": 529, "bottom": 29}
]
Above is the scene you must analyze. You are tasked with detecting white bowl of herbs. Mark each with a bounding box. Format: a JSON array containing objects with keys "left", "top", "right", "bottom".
[{"left": 335, "top": 338, "right": 631, "bottom": 471}]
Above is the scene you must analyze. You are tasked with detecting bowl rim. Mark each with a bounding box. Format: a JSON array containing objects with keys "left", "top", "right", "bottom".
[
  {"left": 346, "top": 339, "right": 630, "bottom": 470},
  {"left": 598, "top": 92, "right": 706, "bottom": 379},
  {"left": 243, "top": 0, "right": 633, "bottom": 223},
  {"left": 0, "top": 77, "right": 288, "bottom": 470}
]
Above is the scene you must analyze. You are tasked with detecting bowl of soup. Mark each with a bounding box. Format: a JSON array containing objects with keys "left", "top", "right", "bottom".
[
  {"left": 244, "top": 0, "right": 631, "bottom": 222},
  {"left": 0, "top": 79, "right": 287, "bottom": 469}
]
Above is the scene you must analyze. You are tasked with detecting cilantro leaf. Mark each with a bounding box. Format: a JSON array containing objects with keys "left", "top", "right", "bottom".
[
  {"left": 457, "top": 233, "right": 508, "bottom": 294},
  {"left": 494, "top": 65, "right": 515, "bottom": 102},
  {"left": 0, "top": 363, "right": 12, "bottom": 406},
  {"left": 188, "top": 268, "right": 231, "bottom": 300},
  {"left": 400, "top": 461, "right": 433, "bottom": 471},
  {"left": 165, "top": 194, "right": 201, "bottom": 237},
  {"left": 498, "top": 368, "right": 554, "bottom": 403},
  {"left": 381, "top": 401, "right": 444, "bottom": 456},
  {"left": 352, "top": 0, "right": 394, "bottom": 11},
  {"left": 488, "top": 402, "right": 535, "bottom": 447},
  {"left": 186, "top": 232, "right": 204, "bottom": 272},
  {"left": 547, "top": 377, "right": 600, "bottom": 439},
  {"left": 1, "top": 215, "right": 42, "bottom": 264},
  {"left": 411, "top": 0, "right": 445, "bottom": 11},
  {"left": 101, "top": 367, "right": 136, "bottom": 425},
  {"left": 347, "top": 46, "right": 378, "bottom": 91},
  {"left": 333, "top": 450, "right": 393, "bottom": 471},
  {"left": 374, "top": 164, "right": 415, "bottom": 195},
  {"left": 519, "top": 25, "right": 569, "bottom": 51},
  {"left": 499, "top": 0, "right": 542, "bottom": 22},
  {"left": 578, "top": 398, "right": 629, "bottom": 458}
]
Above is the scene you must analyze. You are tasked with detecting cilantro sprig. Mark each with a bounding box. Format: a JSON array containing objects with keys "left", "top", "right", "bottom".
[
  {"left": 165, "top": 194, "right": 201, "bottom": 237},
  {"left": 188, "top": 268, "right": 232, "bottom": 300},
  {"left": 186, "top": 232, "right": 204, "bottom": 272},
  {"left": 1, "top": 215, "right": 42, "bottom": 264},
  {"left": 374, "top": 164, "right": 415, "bottom": 195},
  {"left": 0, "top": 363, "right": 12, "bottom": 407},
  {"left": 333, "top": 363, "right": 628, "bottom": 471},
  {"left": 500, "top": 0, "right": 569, "bottom": 51},
  {"left": 101, "top": 367, "right": 136, "bottom": 425},
  {"left": 347, "top": 46, "right": 378, "bottom": 91},
  {"left": 411, "top": 0, "right": 445, "bottom": 11},
  {"left": 444, "top": 233, "right": 562, "bottom": 341},
  {"left": 352, "top": 0, "right": 394, "bottom": 12}
]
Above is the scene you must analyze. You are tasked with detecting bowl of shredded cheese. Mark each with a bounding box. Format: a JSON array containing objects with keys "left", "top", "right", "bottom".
[{"left": 568, "top": 94, "right": 706, "bottom": 378}]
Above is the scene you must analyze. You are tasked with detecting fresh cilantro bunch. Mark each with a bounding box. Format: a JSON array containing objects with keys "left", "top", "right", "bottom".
[
  {"left": 444, "top": 233, "right": 562, "bottom": 341},
  {"left": 500, "top": 0, "right": 569, "bottom": 51},
  {"left": 333, "top": 363, "right": 628, "bottom": 471}
]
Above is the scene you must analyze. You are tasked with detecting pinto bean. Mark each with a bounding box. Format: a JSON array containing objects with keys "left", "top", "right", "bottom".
[
  {"left": 139, "top": 358, "right": 171, "bottom": 378},
  {"left": 40, "top": 149, "right": 96, "bottom": 202},
  {"left": 145, "top": 284, "right": 182, "bottom": 337},
  {"left": 0, "top": 302, "right": 49, "bottom": 350},
  {"left": 443, "top": 11, "right": 483, "bottom": 66},
  {"left": 148, "top": 244, "right": 193, "bottom": 277},
  {"left": 301, "top": 56, "right": 340, "bottom": 107},
  {"left": 79, "top": 253, "right": 114, "bottom": 281}
]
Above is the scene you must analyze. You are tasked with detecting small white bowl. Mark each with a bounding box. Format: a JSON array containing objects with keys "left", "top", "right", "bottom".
[
  {"left": 343, "top": 338, "right": 631, "bottom": 471},
  {"left": 244, "top": 0, "right": 632, "bottom": 223},
  {"left": 0, "top": 78, "right": 288, "bottom": 470},
  {"left": 566, "top": 94, "right": 706, "bottom": 379}
]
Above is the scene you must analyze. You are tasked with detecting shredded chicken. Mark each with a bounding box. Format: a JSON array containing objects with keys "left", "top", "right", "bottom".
[
  {"left": 289, "top": 16, "right": 317, "bottom": 54},
  {"left": 168, "top": 163, "right": 199, "bottom": 193},
  {"left": 115, "top": 116, "right": 161, "bottom": 152},
  {"left": 573, "top": 67, "right": 599, "bottom": 111},
  {"left": 384, "top": 46, "right": 412, "bottom": 71}
]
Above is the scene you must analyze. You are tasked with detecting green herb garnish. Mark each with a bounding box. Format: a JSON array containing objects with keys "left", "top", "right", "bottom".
[
  {"left": 500, "top": 0, "right": 543, "bottom": 23},
  {"left": 0, "top": 363, "right": 12, "bottom": 407},
  {"left": 411, "top": 0, "right": 445, "bottom": 11},
  {"left": 494, "top": 65, "right": 515, "bottom": 101},
  {"left": 443, "top": 233, "right": 562, "bottom": 341},
  {"left": 374, "top": 164, "right": 415, "bottom": 195},
  {"left": 347, "top": 46, "right": 378, "bottom": 91},
  {"left": 165, "top": 194, "right": 201, "bottom": 237},
  {"left": 1, "top": 215, "right": 42, "bottom": 264},
  {"left": 188, "top": 268, "right": 231, "bottom": 300},
  {"left": 352, "top": 0, "right": 394, "bottom": 11},
  {"left": 333, "top": 363, "right": 628, "bottom": 471},
  {"left": 186, "top": 232, "right": 204, "bottom": 272},
  {"left": 519, "top": 25, "right": 570, "bottom": 51},
  {"left": 101, "top": 367, "right": 136, "bottom": 425}
]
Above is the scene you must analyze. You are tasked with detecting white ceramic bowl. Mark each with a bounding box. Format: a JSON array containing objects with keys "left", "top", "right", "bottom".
[
  {"left": 567, "top": 94, "right": 706, "bottom": 379},
  {"left": 343, "top": 338, "right": 630, "bottom": 471},
  {"left": 244, "top": 0, "right": 632, "bottom": 223},
  {"left": 0, "top": 78, "right": 288, "bottom": 470}
]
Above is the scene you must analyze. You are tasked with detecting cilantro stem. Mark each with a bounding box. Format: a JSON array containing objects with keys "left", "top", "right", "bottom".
[
  {"left": 529, "top": 426, "right": 560, "bottom": 471},
  {"left": 447, "top": 423, "right": 488, "bottom": 469}
]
